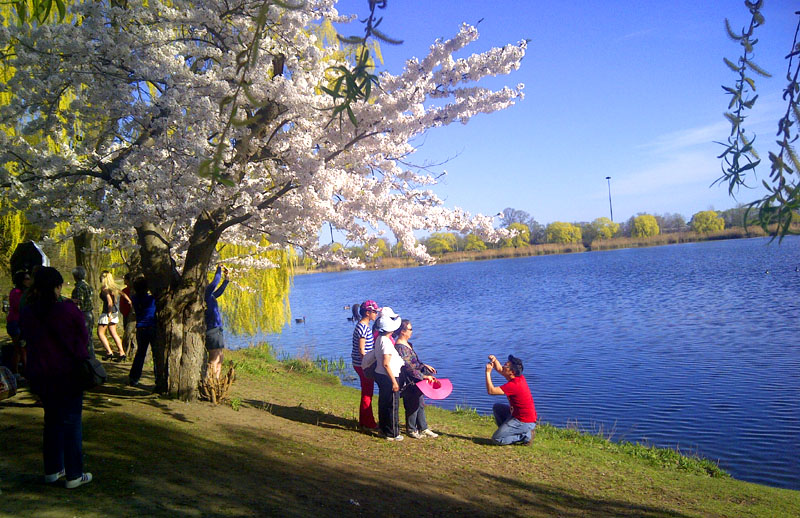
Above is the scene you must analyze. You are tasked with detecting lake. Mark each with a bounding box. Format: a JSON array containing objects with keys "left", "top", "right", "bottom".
[{"left": 231, "top": 236, "right": 800, "bottom": 490}]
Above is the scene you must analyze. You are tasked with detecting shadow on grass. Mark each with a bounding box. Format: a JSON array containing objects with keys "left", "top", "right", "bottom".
[
  {"left": 0, "top": 404, "right": 694, "bottom": 518},
  {"left": 145, "top": 398, "right": 193, "bottom": 423},
  {"left": 1, "top": 363, "right": 695, "bottom": 518},
  {"left": 243, "top": 398, "right": 355, "bottom": 431}
]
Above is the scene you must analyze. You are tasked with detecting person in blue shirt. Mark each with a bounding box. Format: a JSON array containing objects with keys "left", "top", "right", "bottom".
[
  {"left": 128, "top": 277, "right": 157, "bottom": 387},
  {"left": 204, "top": 264, "right": 229, "bottom": 378}
]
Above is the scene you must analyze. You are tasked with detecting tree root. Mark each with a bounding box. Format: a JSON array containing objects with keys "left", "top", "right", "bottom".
[{"left": 198, "top": 364, "right": 236, "bottom": 404}]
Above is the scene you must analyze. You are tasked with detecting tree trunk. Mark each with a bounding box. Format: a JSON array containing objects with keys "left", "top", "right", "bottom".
[
  {"left": 136, "top": 215, "right": 224, "bottom": 401},
  {"left": 73, "top": 230, "right": 103, "bottom": 312}
]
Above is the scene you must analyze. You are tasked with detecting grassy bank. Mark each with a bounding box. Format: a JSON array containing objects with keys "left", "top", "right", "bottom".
[{"left": 1, "top": 344, "right": 798, "bottom": 517}]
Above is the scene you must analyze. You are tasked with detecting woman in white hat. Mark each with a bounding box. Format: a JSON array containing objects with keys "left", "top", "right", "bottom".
[{"left": 373, "top": 307, "right": 404, "bottom": 441}]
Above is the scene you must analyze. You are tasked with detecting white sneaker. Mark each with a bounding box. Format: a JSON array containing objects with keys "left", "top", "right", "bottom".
[
  {"left": 65, "top": 473, "right": 92, "bottom": 489},
  {"left": 44, "top": 469, "right": 65, "bottom": 483},
  {"left": 408, "top": 430, "right": 423, "bottom": 439},
  {"left": 422, "top": 429, "right": 439, "bottom": 438},
  {"left": 385, "top": 434, "right": 404, "bottom": 441}
]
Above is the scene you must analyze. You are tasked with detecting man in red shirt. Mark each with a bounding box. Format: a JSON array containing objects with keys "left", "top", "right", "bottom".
[
  {"left": 120, "top": 273, "right": 137, "bottom": 357},
  {"left": 485, "top": 354, "right": 537, "bottom": 445}
]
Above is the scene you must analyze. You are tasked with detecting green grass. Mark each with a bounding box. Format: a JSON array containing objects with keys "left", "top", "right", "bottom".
[{"left": 2, "top": 341, "right": 798, "bottom": 518}]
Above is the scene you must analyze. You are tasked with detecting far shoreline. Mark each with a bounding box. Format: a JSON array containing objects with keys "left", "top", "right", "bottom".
[{"left": 297, "top": 226, "right": 791, "bottom": 275}]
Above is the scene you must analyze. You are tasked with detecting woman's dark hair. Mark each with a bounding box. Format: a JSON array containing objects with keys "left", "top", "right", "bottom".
[
  {"left": 133, "top": 276, "right": 149, "bottom": 296},
  {"left": 393, "top": 319, "right": 412, "bottom": 339},
  {"left": 30, "top": 266, "right": 64, "bottom": 314},
  {"left": 12, "top": 270, "right": 30, "bottom": 289}
]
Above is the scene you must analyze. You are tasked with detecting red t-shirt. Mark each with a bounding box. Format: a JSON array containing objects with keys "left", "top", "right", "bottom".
[
  {"left": 500, "top": 375, "right": 537, "bottom": 423},
  {"left": 119, "top": 286, "right": 132, "bottom": 317}
]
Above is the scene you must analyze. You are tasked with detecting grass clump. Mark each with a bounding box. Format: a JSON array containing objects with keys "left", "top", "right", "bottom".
[
  {"left": 453, "top": 403, "right": 485, "bottom": 419},
  {"left": 546, "top": 421, "right": 730, "bottom": 479},
  {"left": 232, "top": 343, "right": 280, "bottom": 377}
]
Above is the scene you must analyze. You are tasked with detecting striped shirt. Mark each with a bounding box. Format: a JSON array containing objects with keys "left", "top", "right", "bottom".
[{"left": 351, "top": 322, "right": 374, "bottom": 367}]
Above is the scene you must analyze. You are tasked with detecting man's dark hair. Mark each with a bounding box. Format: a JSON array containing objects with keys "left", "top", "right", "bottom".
[
  {"left": 133, "top": 276, "right": 149, "bottom": 296},
  {"left": 508, "top": 355, "right": 524, "bottom": 376}
]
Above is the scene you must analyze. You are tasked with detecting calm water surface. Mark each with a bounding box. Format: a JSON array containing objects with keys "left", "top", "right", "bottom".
[{"left": 232, "top": 237, "right": 800, "bottom": 490}]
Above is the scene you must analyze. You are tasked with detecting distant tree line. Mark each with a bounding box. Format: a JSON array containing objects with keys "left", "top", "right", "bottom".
[{"left": 322, "top": 205, "right": 781, "bottom": 262}]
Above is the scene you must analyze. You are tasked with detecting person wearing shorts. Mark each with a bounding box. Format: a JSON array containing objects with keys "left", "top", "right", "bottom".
[
  {"left": 204, "top": 265, "right": 229, "bottom": 378},
  {"left": 97, "top": 271, "right": 130, "bottom": 361}
]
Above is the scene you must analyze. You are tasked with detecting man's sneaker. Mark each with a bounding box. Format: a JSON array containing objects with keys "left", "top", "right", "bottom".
[
  {"left": 408, "top": 430, "right": 423, "bottom": 439},
  {"left": 44, "top": 469, "right": 65, "bottom": 483},
  {"left": 65, "top": 473, "right": 92, "bottom": 489},
  {"left": 384, "top": 434, "right": 404, "bottom": 441},
  {"left": 421, "top": 429, "right": 439, "bottom": 438}
]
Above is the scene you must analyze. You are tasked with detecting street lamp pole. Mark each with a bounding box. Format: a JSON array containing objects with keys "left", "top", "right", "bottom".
[{"left": 605, "top": 176, "right": 613, "bottom": 222}]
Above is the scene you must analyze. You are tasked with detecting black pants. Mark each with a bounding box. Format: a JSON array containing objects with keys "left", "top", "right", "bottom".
[{"left": 374, "top": 372, "right": 400, "bottom": 438}]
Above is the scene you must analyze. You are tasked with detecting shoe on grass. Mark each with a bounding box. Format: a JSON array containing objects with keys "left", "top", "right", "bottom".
[
  {"left": 408, "top": 430, "right": 423, "bottom": 439},
  {"left": 65, "top": 473, "right": 92, "bottom": 489},
  {"left": 44, "top": 469, "right": 65, "bottom": 483},
  {"left": 421, "top": 429, "right": 439, "bottom": 438},
  {"left": 384, "top": 434, "right": 404, "bottom": 441}
]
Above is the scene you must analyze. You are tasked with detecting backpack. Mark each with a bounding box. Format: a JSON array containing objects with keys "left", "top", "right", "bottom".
[
  {"left": 361, "top": 349, "right": 377, "bottom": 379},
  {"left": 0, "top": 366, "right": 17, "bottom": 401}
]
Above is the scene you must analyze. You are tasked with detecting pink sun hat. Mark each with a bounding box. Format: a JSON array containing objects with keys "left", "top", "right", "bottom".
[{"left": 416, "top": 378, "right": 453, "bottom": 400}]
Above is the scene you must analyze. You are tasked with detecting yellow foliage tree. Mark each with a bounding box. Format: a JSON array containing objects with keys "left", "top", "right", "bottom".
[
  {"left": 632, "top": 214, "right": 660, "bottom": 238},
  {"left": 215, "top": 240, "right": 294, "bottom": 336},
  {"left": 592, "top": 217, "right": 619, "bottom": 240},
  {"left": 464, "top": 233, "right": 487, "bottom": 251},
  {"left": 546, "top": 222, "right": 582, "bottom": 244},
  {"left": 0, "top": 197, "right": 26, "bottom": 275},
  {"left": 502, "top": 222, "right": 530, "bottom": 248},
  {"left": 691, "top": 211, "right": 725, "bottom": 233}
]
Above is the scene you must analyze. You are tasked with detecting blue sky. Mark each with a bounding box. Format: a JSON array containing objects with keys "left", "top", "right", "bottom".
[{"left": 333, "top": 0, "right": 798, "bottom": 227}]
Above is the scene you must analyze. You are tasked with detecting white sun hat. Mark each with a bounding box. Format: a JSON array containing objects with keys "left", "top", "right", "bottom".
[{"left": 377, "top": 306, "right": 401, "bottom": 333}]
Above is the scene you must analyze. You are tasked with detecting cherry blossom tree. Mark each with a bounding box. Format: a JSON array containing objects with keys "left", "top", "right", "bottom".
[{"left": 0, "top": 0, "right": 526, "bottom": 399}]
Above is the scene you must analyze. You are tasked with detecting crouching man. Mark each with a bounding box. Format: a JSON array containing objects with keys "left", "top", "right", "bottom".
[{"left": 485, "top": 354, "right": 537, "bottom": 445}]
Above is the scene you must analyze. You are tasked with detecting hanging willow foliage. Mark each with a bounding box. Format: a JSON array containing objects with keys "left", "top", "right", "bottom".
[
  {"left": 215, "top": 240, "right": 295, "bottom": 336},
  {"left": 0, "top": 197, "right": 26, "bottom": 275}
]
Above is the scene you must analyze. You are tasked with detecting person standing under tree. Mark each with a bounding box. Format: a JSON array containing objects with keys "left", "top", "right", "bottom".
[
  {"left": 128, "top": 277, "right": 157, "bottom": 387},
  {"left": 70, "top": 267, "right": 95, "bottom": 358},
  {"left": 204, "top": 264, "right": 229, "bottom": 379},
  {"left": 485, "top": 354, "right": 537, "bottom": 445},
  {"left": 21, "top": 267, "right": 93, "bottom": 489},
  {"left": 97, "top": 271, "right": 131, "bottom": 362},
  {"left": 120, "top": 273, "right": 137, "bottom": 358},
  {"left": 7, "top": 270, "right": 32, "bottom": 375}
]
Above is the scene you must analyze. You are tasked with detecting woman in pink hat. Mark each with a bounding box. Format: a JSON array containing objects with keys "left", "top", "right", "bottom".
[
  {"left": 350, "top": 300, "right": 379, "bottom": 429},
  {"left": 394, "top": 319, "right": 439, "bottom": 439}
]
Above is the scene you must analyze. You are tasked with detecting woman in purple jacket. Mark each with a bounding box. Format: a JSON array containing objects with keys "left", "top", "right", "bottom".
[{"left": 20, "top": 267, "right": 92, "bottom": 489}]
